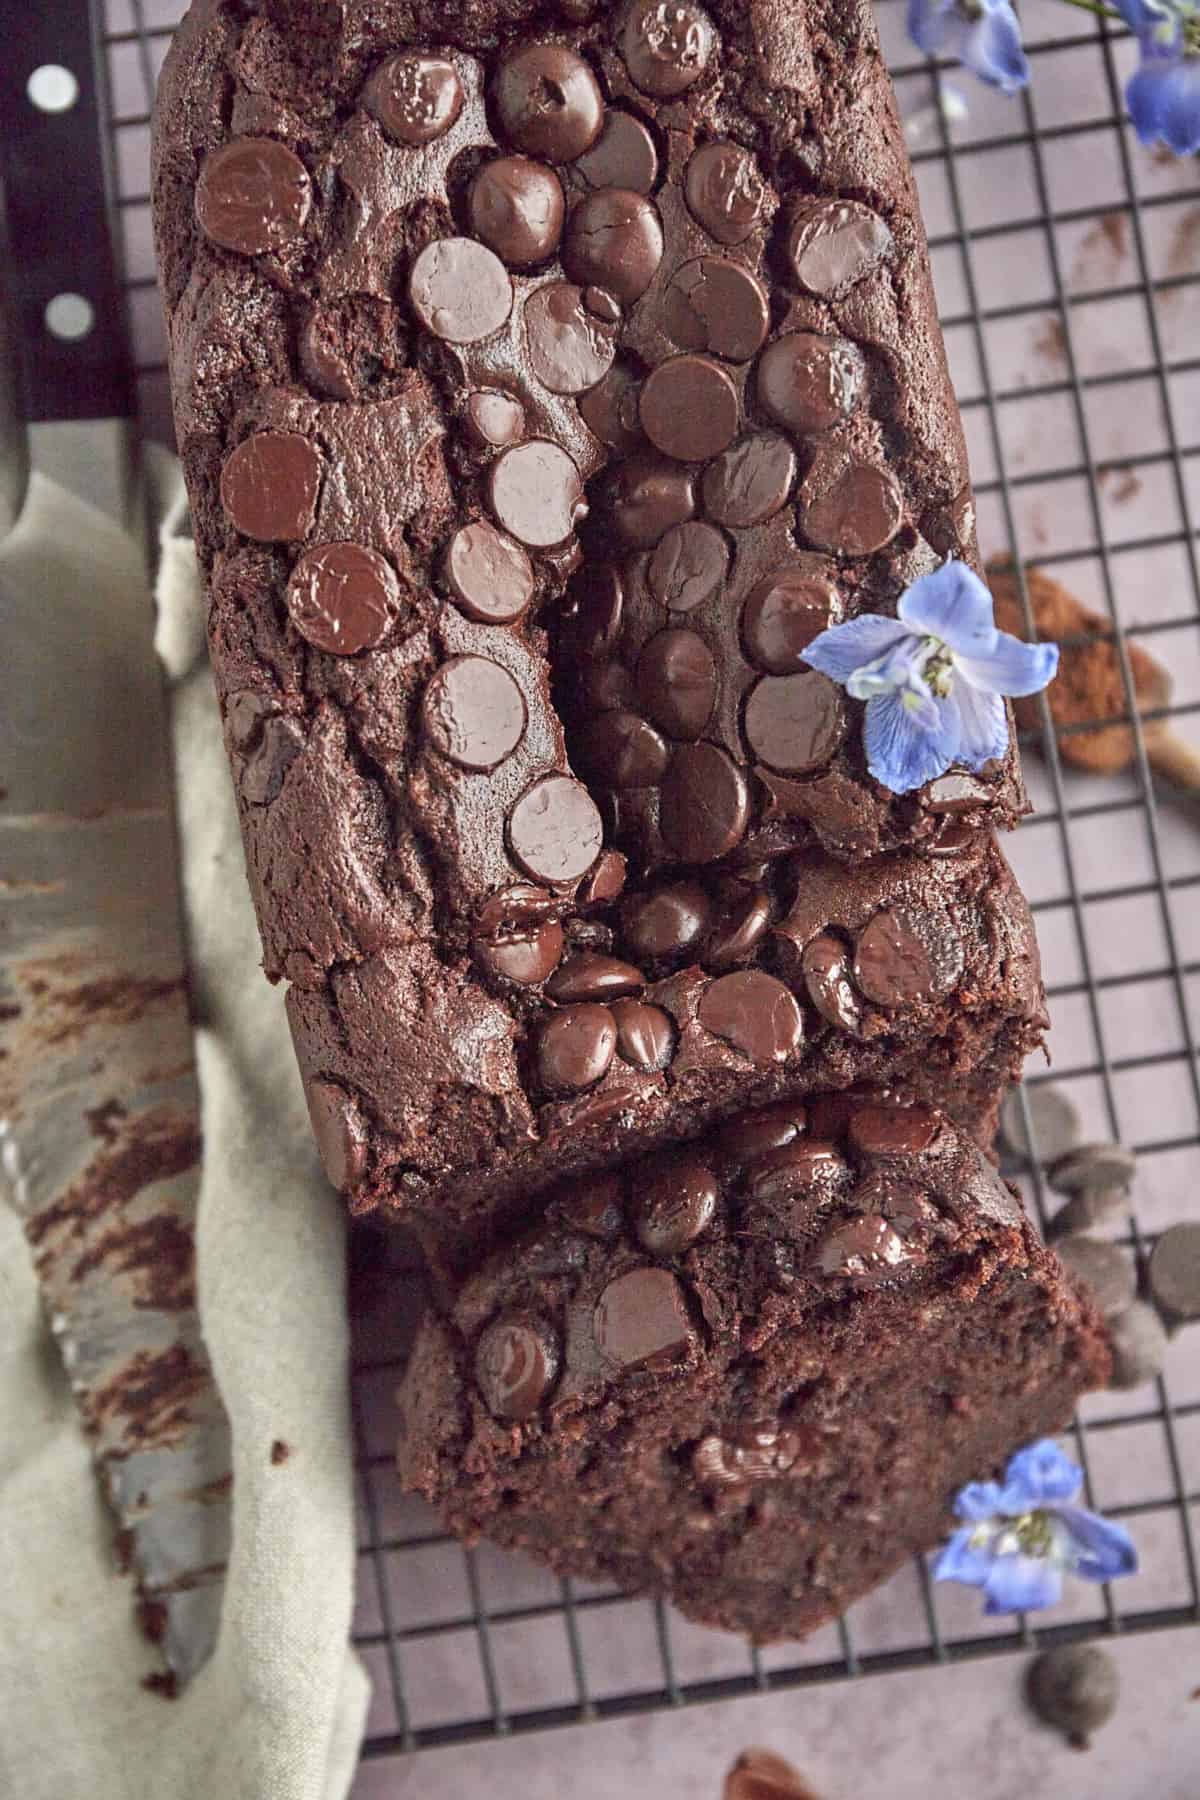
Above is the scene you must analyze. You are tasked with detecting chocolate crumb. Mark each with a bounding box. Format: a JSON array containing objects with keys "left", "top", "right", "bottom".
[
  {"left": 141, "top": 1670, "right": 179, "bottom": 1701},
  {"left": 270, "top": 1439, "right": 291, "bottom": 1465},
  {"left": 137, "top": 1596, "right": 169, "bottom": 1643}
]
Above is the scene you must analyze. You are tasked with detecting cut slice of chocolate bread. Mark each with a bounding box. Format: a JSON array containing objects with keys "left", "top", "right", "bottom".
[{"left": 398, "top": 1096, "right": 1112, "bottom": 1641}]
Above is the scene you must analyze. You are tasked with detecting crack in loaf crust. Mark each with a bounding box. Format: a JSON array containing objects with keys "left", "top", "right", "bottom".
[
  {"left": 153, "top": 0, "right": 1041, "bottom": 1237},
  {"left": 398, "top": 1097, "right": 1112, "bottom": 1641}
]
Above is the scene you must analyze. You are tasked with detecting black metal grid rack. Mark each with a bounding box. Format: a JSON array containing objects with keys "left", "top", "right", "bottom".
[{"left": 10, "top": 0, "right": 1197, "bottom": 1767}]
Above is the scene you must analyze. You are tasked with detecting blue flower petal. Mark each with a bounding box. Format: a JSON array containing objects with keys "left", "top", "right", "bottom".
[
  {"left": 953, "top": 1480, "right": 1007, "bottom": 1524},
  {"left": 1054, "top": 1505, "right": 1139, "bottom": 1582},
  {"left": 1114, "top": 0, "right": 1172, "bottom": 34},
  {"left": 983, "top": 1553, "right": 1064, "bottom": 1615},
  {"left": 908, "top": 0, "right": 959, "bottom": 57},
  {"left": 801, "top": 615, "right": 913, "bottom": 688},
  {"left": 961, "top": 0, "right": 1030, "bottom": 94},
  {"left": 934, "top": 1527, "right": 996, "bottom": 1586},
  {"left": 957, "top": 633, "right": 1059, "bottom": 698},
  {"left": 1127, "top": 54, "right": 1200, "bottom": 157},
  {"left": 942, "top": 679, "right": 1009, "bottom": 773},
  {"left": 863, "top": 688, "right": 959, "bottom": 793},
  {"left": 1003, "top": 1439, "right": 1084, "bottom": 1506},
  {"left": 899, "top": 562, "right": 998, "bottom": 658}
]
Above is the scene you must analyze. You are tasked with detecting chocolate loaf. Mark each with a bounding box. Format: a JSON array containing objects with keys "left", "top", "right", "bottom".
[
  {"left": 153, "top": 0, "right": 1040, "bottom": 1247},
  {"left": 398, "top": 1095, "right": 1112, "bottom": 1640}
]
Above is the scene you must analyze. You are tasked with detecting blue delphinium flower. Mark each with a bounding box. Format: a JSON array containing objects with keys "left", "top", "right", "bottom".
[
  {"left": 935, "top": 1439, "right": 1137, "bottom": 1614},
  {"left": 801, "top": 560, "right": 1058, "bottom": 796},
  {"left": 1116, "top": 0, "right": 1200, "bottom": 157},
  {"left": 908, "top": 0, "right": 1031, "bottom": 95}
]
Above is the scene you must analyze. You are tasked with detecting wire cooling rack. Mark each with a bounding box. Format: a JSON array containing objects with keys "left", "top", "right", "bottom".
[{"left": 17, "top": 0, "right": 1199, "bottom": 1769}]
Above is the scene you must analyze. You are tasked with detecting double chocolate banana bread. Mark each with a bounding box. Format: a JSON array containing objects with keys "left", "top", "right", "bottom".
[
  {"left": 153, "top": 0, "right": 1040, "bottom": 1251},
  {"left": 398, "top": 1096, "right": 1112, "bottom": 1640}
]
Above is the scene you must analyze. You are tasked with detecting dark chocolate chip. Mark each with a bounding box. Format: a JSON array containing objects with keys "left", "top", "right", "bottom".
[
  {"left": 562, "top": 562, "right": 625, "bottom": 658},
  {"left": 1048, "top": 1142, "right": 1137, "bottom": 1194},
  {"left": 693, "top": 1428, "right": 806, "bottom": 1493},
  {"left": 524, "top": 280, "right": 617, "bottom": 393},
  {"left": 476, "top": 881, "right": 557, "bottom": 935},
  {"left": 476, "top": 918, "right": 565, "bottom": 986},
  {"left": 445, "top": 519, "right": 535, "bottom": 625},
  {"left": 509, "top": 774, "right": 604, "bottom": 883},
  {"left": 196, "top": 137, "right": 312, "bottom": 256},
  {"left": 409, "top": 238, "right": 513, "bottom": 343},
  {"left": 744, "top": 670, "right": 846, "bottom": 774},
  {"left": 1048, "top": 1187, "right": 1128, "bottom": 1240},
  {"left": 659, "top": 743, "right": 750, "bottom": 862},
  {"left": 701, "top": 433, "right": 796, "bottom": 529},
  {"left": 622, "top": 880, "right": 712, "bottom": 960},
  {"left": 1148, "top": 1223, "right": 1200, "bottom": 1324},
  {"left": 724, "top": 1750, "right": 815, "bottom": 1800},
  {"left": 1055, "top": 1235, "right": 1136, "bottom": 1319},
  {"left": 925, "top": 771, "right": 994, "bottom": 814},
  {"left": 784, "top": 198, "right": 893, "bottom": 298},
  {"left": 488, "top": 439, "right": 585, "bottom": 546},
  {"left": 639, "top": 354, "right": 740, "bottom": 464},
  {"left": 757, "top": 332, "right": 865, "bottom": 436},
  {"left": 698, "top": 970, "right": 803, "bottom": 1064},
  {"left": 815, "top": 1213, "right": 912, "bottom": 1285},
  {"left": 1107, "top": 1301, "right": 1169, "bottom": 1389},
  {"left": 593, "top": 1266, "right": 695, "bottom": 1367},
  {"left": 465, "top": 389, "right": 526, "bottom": 450},
  {"left": 573, "top": 107, "right": 659, "bottom": 193},
  {"left": 365, "top": 53, "right": 465, "bottom": 144},
  {"left": 1026, "top": 1645, "right": 1119, "bottom": 1748},
  {"left": 475, "top": 1314, "right": 560, "bottom": 1419},
  {"left": 537, "top": 1002, "right": 617, "bottom": 1092},
  {"left": 582, "top": 658, "right": 637, "bottom": 712},
  {"left": 717, "top": 1100, "right": 808, "bottom": 1164},
  {"left": 608, "top": 453, "right": 696, "bottom": 548},
  {"left": 547, "top": 953, "right": 645, "bottom": 1002},
  {"left": 468, "top": 156, "right": 565, "bottom": 267},
  {"left": 622, "top": 0, "right": 716, "bottom": 97},
  {"left": 999, "top": 1083, "right": 1081, "bottom": 1165},
  {"left": 648, "top": 521, "right": 729, "bottom": 612},
  {"left": 854, "top": 907, "right": 952, "bottom": 1008},
  {"left": 493, "top": 42, "right": 605, "bottom": 163},
  {"left": 634, "top": 1156, "right": 720, "bottom": 1254},
  {"left": 611, "top": 998, "right": 676, "bottom": 1071},
  {"left": 663, "top": 257, "right": 769, "bottom": 362},
  {"left": 797, "top": 458, "right": 904, "bottom": 558},
  {"left": 684, "top": 141, "right": 767, "bottom": 245},
  {"left": 743, "top": 1142, "right": 850, "bottom": 1221},
  {"left": 422, "top": 655, "right": 526, "bottom": 771},
  {"left": 585, "top": 285, "right": 622, "bottom": 323},
  {"left": 559, "top": 1172, "right": 626, "bottom": 1237},
  {"left": 579, "top": 850, "right": 627, "bottom": 906},
  {"left": 220, "top": 432, "right": 323, "bottom": 543},
  {"left": 741, "top": 566, "right": 837, "bottom": 674},
  {"left": 286, "top": 542, "right": 398, "bottom": 655},
  {"left": 574, "top": 709, "right": 670, "bottom": 788},
  {"left": 563, "top": 188, "right": 664, "bottom": 303},
  {"left": 304, "top": 1077, "right": 367, "bottom": 1191},
  {"left": 577, "top": 360, "right": 646, "bottom": 452},
  {"left": 704, "top": 888, "right": 770, "bottom": 971},
  {"left": 801, "top": 933, "right": 864, "bottom": 1034},
  {"left": 636, "top": 628, "right": 718, "bottom": 739},
  {"left": 848, "top": 1103, "right": 939, "bottom": 1155}
]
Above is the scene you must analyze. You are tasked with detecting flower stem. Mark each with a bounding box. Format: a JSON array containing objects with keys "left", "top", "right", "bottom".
[{"left": 1054, "top": 0, "right": 1123, "bottom": 19}]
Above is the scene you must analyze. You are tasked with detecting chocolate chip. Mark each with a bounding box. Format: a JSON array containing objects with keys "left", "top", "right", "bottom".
[
  {"left": 622, "top": 880, "right": 712, "bottom": 961},
  {"left": 444, "top": 519, "right": 535, "bottom": 624},
  {"left": 608, "top": 453, "right": 696, "bottom": 547},
  {"left": 704, "top": 888, "right": 770, "bottom": 971},
  {"left": 574, "top": 709, "right": 670, "bottom": 787},
  {"left": 698, "top": 970, "right": 803, "bottom": 1064},
  {"left": 422, "top": 656, "right": 526, "bottom": 771},
  {"left": 524, "top": 280, "right": 617, "bottom": 393},
  {"left": 622, "top": 0, "right": 716, "bottom": 96},
  {"left": 801, "top": 933, "right": 863, "bottom": 1034},
  {"left": 577, "top": 360, "right": 646, "bottom": 452},
  {"left": 509, "top": 774, "right": 604, "bottom": 883},
  {"left": 741, "top": 566, "right": 837, "bottom": 674},
  {"left": 925, "top": 771, "right": 994, "bottom": 814},
  {"left": 286, "top": 542, "right": 398, "bottom": 655},
  {"left": 784, "top": 198, "right": 893, "bottom": 298},
  {"left": 998, "top": 1083, "right": 1081, "bottom": 1165},
  {"left": 611, "top": 999, "right": 676, "bottom": 1071},
  {"left": 547, "top": 953, "right": 644, "bottom": 1002},
  {"left": 816, "top": 1213, "right": 911, "bottom": 1285},
  {"left": 593, "top": 1266, "right": 696, "bottom": 1368},
  {"left": 475, "top": 1314, "right": 560, "bottom": 1419},
  {"left": 1107, "top": 1301, "right": 1169, "bottom": 1389},
  {"left": 537, "top": 1002, "right": 617, "bottom": 1092},
  {"left": 196, "top": 137, "right": 312, "bottom": 256},
  {"left": 1026, "top": 1645, "right": 1119, "bottom": 1749},
  {"left": 303, "top": 1077, "right": 367, "bottom": 1191},
  {"left": 1055, "top": 1235, "right": 1136, "bottom": 1319},
  {"left": 559, "top": 1172, "right": 626, "bottom": 1237},
  {"left": 562, "top": 562, "right": 624, "bottom": 658},
  {"left": 465, "top": 390, "right": 526, "bottom": 450},
  {"left": 644, "top": 522, "right": 727, "bottom": 616},
  {"left": 659, "top": 743, "right": 750, "bottom": 861},
  {"left": 757, "top": 332, "right": 865, "bottom": 436},
  {"left": 717, "top": 1100, "right": 807, "bottom": 1164},
  {"left": 299, "top": 296, "right": 408, "bottom": 402},
  {"left": 684, "top": 141, "right": 767, "bottom": 245},
  {"left": 476, "top": 918, "right": 564, "bottom": 986},
  {"left": 409, "top": 238, "right": 513, "bottom": 343},
  {"left": 634, "top": 1157, "right": 720, "bottom": 1254},
  {"left": 493, "top": 43, "right": 604, "bottom": 163},
  {"left": 1148, "top": 1223, "right": 1200, "bottom": 1325},
  {"left": 636, "top": 628, "right": 717, "bottom": 739},
  {"left": 585, "top": 285, "right": 622, "bottom": 323},
  {"left": 573, "top": 108, "right": 659, "bottom": 193},
  {"left": 848, "top": 1103, "right": 939, "bottom": 1155},
  {"left": 563, "top": 188, "right": 664, "bottom": 303},
  {"left": 744, "top": 671, "right": 846, "bottom": 774},
  {"left": 639, "top": 355, "right": 740, "bottom": 462},
  {"left": 365, "top": 52, "right": 465, "bottom": 144},
  {"left": 854, "top": 907, "right": 960, "bottom": 1008},
  {"left": 468, "top": 156, "right": 565, "bottom": 267},
  {"left": 220, "top": 432, "right": 323, "bottom": 543},
  {"left": 476, "top": 882, "right": 557, "bottom": 934},
  {"left": 583, "top": 659, "right": 637, "bottom": 712},
  {"left": 1048, "top": 1142, "right": 1138, "bottom": 1195},
  {"left": 743, "top": 1142, "right": 850, "bottom": 1219},
  {"left": 579, "top": 850, "right": 627, "bottom": 906},
  {"left": 663, "top": 257, "right": 769, "bottom": 362},
  {"left": 797, "top": 457, "right": 904, "bottom": 558},
  {"left": 702, "top": 433, "right": 796, "bottom": 529},
  {"left": 725, "top": 1748, "right": 816, "bottom": 1798},
  {"left": 1048, "top": 1187, "right": 1128, "bottom": 1240},
  {"left": 488, "top": 439, "right": 585, "bottom": 547}
]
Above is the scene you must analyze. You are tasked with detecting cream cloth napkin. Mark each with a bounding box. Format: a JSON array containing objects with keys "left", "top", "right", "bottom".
[{"left": 0, "top": 454, "right": 369, "bottom": 1800}]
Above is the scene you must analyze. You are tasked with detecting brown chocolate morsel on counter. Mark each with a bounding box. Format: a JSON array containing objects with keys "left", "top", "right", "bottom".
[
  {"left": 849, "top": 1103, "right": 940, "bottom": 1156},
  {"left": 702, "top": 433, "right": 797, "bottom": 529},
  {"left": 854, "top": 906, "right": 962, "bottom": 1007},
  {"left": 622, "top": 880, "right": 712, "bottom": 960},
  {"left": 609, "top": 453, "right": 697, "bottom": 548},
  {"left": 816, "top": 1213, "right": 912, "bottom": 1285},
  {"left": 611, "top": 998, "right": 676, "bottom": 1071},
  {"left": 563, "top": 562, "right": 625, "bottom": 659},
  {"left": 493, "top": 42, "right": 604, "bottom": 163},
  {"left": 797, "top": 457, "right": 904, "bottom": 558},
  {"left": 579, "top": 849, "right": 627, "bottom": 906},
  {"left": 684, "top": 141, "right": 767, "bottom": 246},
  {"left": 537, "top": 1002, "right": 617, "bottom": 1092},
  {"left": 469, "top": 157, "right": 565, "bottom": 267},
  {"left": 637, "top": 628, "right": 718, "bottom": 739},
  {"left": 757, "top": 333, "right": 865, "bottom": 436},
  {"left": 421, "top": 655, "right": 526, "bottom": 772},
  {"left": 578, "top": 360, "right": 645, "bottom": 452},
  {"left": 524, "top": 281, "right": 617, "bottom": 394},
  {"left": 476, "top": 917, "right": 565, "bottom": 986},
  {"left": 365, "top": 52, "right": 464, "bottom": 144},
  {"left": 801, "top": 934, "right": 864, "bottom": 1034},
  {"left": 559, "top": 1172, "right": 626, "bottom": 1238},
  {"left": 220, "top": 432, "right": 323, "bottom": 543},
  {"left": 649, "top": 521, "right": 730, "bottom": 612},
  {"left": 784, "top": 198, "right": 894, "bottom": 298},
  {"left": 741, "top": 567, "right": 836, "bottom": 674},
  {"left": 634, "top": 1156, "right": 720, "bottom": 1254},
  {"left": 574, "top": 709, "right": 670, "bottom": 788},
  {"left": 196, "top": 137, "right": 312, "bottom": 256},
  {"left": 573, "top": 108, "right": 659, "bottom": 193},
  {"left": 698, "top": 970, "right": 803, "bottom": 1065},
  {"left": 509, "top": 774, "right": 604, "bottom": 883},
  {"left": 475, "top": 1314, "right": 560, "bottom": 1419},
  {"left": 744, "top": 671, "right": 846, "bottom": 774},
  {"left": 445, "top": 519, "right": 535, "bottom": 625},
  {"left": 488, "top": 439, "right": 585, "bottom": 547},
  {"left": 286, "top": 542, "right": 399, "bottom": 655},
  {"left": 663, "top": 257, "right": 769, "bottom": 362},
  {"left": 622, "top": 0, "right": 716, "bottom": 97},
  {"left": 409, "top": 238, "right": 513, "bottom": 344},
  {"left": 659, "top": 743, "right": 750, "bottom": 862},
  {"left": 593, "top": 1266, "right": 696, "bottom": 1368},
  {"left": 640, "top": 355, "right": 740, "bottom": 462},
  {"left": 465, "top": 389, "right": 526, "bottom": 450},
  {"left": 743, "top": 1141, "right": 850, "bottom": 1215},
  {"left": 563, "top": 189, "right": 664, "bottom": 303},
  {"left": 304, "top": 1077, "right": 368, "bottom": 1191},
  {"left": 705, "top": 888, "right": 771, "bottom": 971},
  {"left": 717, "top": 1100, "right": 807, "bottom": 1163},
  {"left": 547, "top": 953, "right": 645, "bottom": 1002}
]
